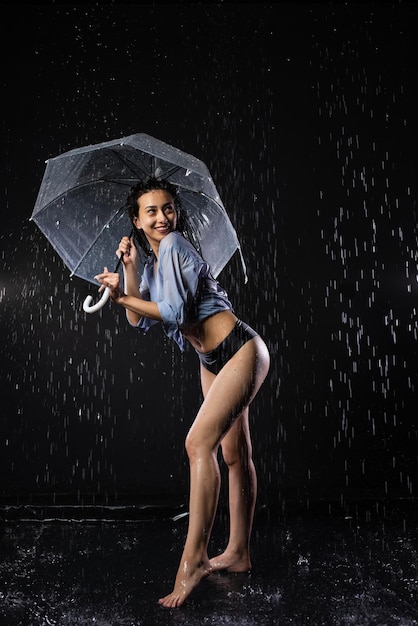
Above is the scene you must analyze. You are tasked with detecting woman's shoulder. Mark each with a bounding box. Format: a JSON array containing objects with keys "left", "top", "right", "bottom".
[{"left": 160, "top": 231, "right": 198, "bottom": 256}]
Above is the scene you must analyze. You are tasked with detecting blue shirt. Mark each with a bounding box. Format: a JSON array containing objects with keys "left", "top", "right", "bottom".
[{"left": 132, "top": 232, "right": 233, "bottom": 351}]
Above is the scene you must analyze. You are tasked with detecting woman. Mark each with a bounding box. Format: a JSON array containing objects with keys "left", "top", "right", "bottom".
[{"left": 95, "top": 178, "right": 270, "bottom": 608}]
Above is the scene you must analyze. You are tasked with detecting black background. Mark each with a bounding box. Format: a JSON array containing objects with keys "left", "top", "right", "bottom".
[{"left": 1, "top": 2, "right": 418, "bottom": 512}]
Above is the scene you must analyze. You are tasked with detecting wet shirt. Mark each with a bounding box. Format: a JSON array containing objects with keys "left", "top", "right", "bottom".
[{"left": 131, "top": 232, "right": 233, "bottom": 351}]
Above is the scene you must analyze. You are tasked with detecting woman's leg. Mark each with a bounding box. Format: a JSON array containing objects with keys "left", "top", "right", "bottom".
[
  {"left": 158, "top": 336, "right": 270, "bottom": 608},
  {"left": 209, "top": 406, "right": 257, "bottom": 572}
]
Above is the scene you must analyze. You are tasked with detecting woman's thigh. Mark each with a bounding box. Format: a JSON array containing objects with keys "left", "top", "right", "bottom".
[{"left": 188, "top": 337, "right": 269, "bottom": 450}]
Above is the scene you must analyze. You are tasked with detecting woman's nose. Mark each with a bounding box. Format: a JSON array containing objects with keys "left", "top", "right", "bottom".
[{"left": 157, "top": 210, "right": 169, "bottom": 222}]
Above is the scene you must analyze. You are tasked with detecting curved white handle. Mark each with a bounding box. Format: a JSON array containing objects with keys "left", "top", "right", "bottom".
[{"left": 82, "top": 287, "right": 111, "bottom": 313}]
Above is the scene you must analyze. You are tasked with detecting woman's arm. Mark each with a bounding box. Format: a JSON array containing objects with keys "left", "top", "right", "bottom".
[
  {"left": 121, "top": 263, "right": 143, "bottom": 325},
  {"left": 119, "top": 235, "right": 141, "bottom": 299},
  {"left": 95, "top": 266, "right": 162, "bottom": 325},
  {"left": 115, "top": 292, "right": 162, "bottom": 322},
  {"left": 95, "top": 236, "right": 162, "bottom": 325}
]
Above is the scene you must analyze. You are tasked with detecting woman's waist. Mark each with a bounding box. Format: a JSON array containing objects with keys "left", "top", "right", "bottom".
[{"left": 182, "top": 310, "right": 238, "bottom": 353}]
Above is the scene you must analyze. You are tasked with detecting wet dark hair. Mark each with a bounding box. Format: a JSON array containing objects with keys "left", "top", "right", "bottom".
[{"left": 125, "top": 177, "right": 200, "bottom": 256}]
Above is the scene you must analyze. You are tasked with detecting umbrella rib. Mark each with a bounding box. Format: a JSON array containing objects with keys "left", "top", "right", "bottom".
[
  {"left": 35, "top": 162, "right": 191, "bottom": 218},
  {"left": 70, "top": 205, "right": 126, "bottom": 277},
  {"left": 158, "top": 165, "right": 182, "bottom": 179},
  {"left": 175, "top": 185, "right": 226, "bottom": 213},
  {"left": 33, "top": 178, "right": 137, "bottom": 216},
  {"left": 106, "top": 148, "right": 150, "bottom": 179}
]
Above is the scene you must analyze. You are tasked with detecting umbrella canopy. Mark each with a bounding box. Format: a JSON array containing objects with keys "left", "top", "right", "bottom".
[{"left": 31, "top": 133, "right": 247, "bottom": 291}]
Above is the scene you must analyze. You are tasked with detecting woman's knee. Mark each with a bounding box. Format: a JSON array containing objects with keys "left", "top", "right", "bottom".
[
  {"left": 221, "top": 443, "right": 240, "bottom": 467},
  {"left": 185, "top": 431, "right": 198, "bottom": 460},
  {"left": 221, "top": 439, "right": 252, "bottom": 468},
  {"left": 185, "top": 429, "right": 216, "bottom": 461},
  {"left": 221, "top": 423, "right": 251, "bottom": 467}
]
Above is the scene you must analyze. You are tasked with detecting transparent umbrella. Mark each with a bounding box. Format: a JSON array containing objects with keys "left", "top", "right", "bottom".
[{"left": 31, "top": 133, "right": 247, "bottom": 313}]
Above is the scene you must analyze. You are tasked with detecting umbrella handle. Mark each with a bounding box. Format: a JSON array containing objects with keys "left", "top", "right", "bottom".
[{"left": 82, "top": 287, "right": 111, "bottom": 313}]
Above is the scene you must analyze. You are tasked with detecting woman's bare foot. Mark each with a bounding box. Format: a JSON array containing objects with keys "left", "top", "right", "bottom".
[
  {"left": 209, "top": 549, "right": 251, "bottom": 573},
  {"left": 158, "top": 559, "right": 212, "bottom": 608}
]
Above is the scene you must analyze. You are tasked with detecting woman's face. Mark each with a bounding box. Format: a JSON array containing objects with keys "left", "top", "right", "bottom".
[{"left": 133, "top": 189, "right": 178, "bottom": 249}]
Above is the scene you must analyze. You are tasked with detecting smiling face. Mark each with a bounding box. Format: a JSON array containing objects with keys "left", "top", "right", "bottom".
[{"left": 133, "top": 189, "right": 178, "bottom": 254}]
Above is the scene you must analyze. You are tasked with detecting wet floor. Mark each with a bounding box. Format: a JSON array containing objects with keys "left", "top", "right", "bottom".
[{"left": 1, "top": 500, "right": 418, "bottom": 625}]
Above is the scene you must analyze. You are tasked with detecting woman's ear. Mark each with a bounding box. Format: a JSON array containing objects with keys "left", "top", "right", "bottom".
[{"left": 133, "top": 215, "right": 141, "bottom": 230}]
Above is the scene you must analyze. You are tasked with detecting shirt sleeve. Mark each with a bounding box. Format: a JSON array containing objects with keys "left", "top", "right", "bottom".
[
  {"left": 126, "top": 264, "right": 159, "bottom": 332},
  {"left": 156, "top": 235, "right": 201, "bottom": 349}
]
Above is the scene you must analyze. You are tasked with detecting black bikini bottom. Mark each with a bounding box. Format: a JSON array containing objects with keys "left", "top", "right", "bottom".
[{"left": 196, "top": 319, "right": 258, "bottom": 375}]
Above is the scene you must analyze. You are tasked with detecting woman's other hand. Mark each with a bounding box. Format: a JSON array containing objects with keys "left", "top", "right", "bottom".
[
  {"left": 117, "top": 236, "right": 138, "bottom": 267},
  {"left": 94, "top": 267, "right": 125, "bottom": 301}
]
